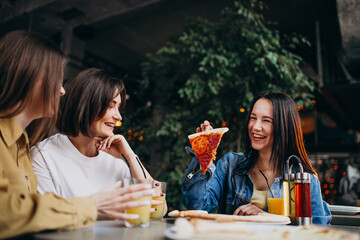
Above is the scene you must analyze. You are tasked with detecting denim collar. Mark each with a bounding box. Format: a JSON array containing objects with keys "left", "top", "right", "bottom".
[{"left": 234, "top": 155, "right": 250, "bottom": 175}]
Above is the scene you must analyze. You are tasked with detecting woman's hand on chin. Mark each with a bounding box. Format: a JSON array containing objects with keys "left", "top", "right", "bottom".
[
  {"left": 93, "top": 134, "right": 134, "bottom": 159},
  {"left": 233, "top": 203, "right": 266, "bottom": 216}
]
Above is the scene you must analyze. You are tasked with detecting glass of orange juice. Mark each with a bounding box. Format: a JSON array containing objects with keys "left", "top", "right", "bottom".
[
  {"left": 267, "top": 188, "right": 285, "bottom": 215},
  {"left": 123, "top": 178, "right": 152, "bottom": 228},
  {"left": 150, "top": 181, "right": 166, "bottom": 220}
]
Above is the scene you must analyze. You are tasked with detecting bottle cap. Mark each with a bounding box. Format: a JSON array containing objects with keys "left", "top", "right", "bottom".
[
  {"left": 295, "top": 172, "right": 310, "bottom": 182},
  {"left": 284, "top": 172, "right": 295, "bottom": 181},
  {"left": 290, "top": 173, "right": 295, "bottom": 180},
  {"left": 284, "top": 173, "right": 289, "bottom": 181}
]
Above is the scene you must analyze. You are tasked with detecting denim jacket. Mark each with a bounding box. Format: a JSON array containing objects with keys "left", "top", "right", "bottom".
[{"left": 182, "top": 147, "right": 332, "bottom": 225}]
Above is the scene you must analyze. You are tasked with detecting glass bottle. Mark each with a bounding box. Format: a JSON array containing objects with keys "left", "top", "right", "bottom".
[
  {"left": 283, "top": 175, "right": 290, "bottom": 216},
  {"left": 294, "top": 172, "right": 312, "bottom": 225},
  {"left": 284, "top": 172, "right": 296, "bottom": 217}
]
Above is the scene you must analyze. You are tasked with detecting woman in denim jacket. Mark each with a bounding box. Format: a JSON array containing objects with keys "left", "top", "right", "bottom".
[{"left": 182, "top": 92, "right": 331, "bottom": 224}]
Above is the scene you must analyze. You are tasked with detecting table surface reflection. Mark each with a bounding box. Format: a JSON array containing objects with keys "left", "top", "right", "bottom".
[
  {"left": 32, "top": 220, "right": 169, "bottom": 240},
  {"left": 30, "top": 218, "right": 359, "bottom": 240}
]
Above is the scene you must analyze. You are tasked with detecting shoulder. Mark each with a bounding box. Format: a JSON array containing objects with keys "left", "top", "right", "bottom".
[
  {"left": 30, "top": 134, "right": 66, "bottom": 161},
  {"left": 32, "top": 133, "right": 62, "bottom": 148},
  {"left": 309, "top": 173, "right": 321, "bottom": 184},
  {"left": 305, "top": 172, "right": 319, "bottom": 181}
]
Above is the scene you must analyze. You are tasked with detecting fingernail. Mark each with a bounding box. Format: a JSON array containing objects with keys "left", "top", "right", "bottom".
[
  {"left": 107, "top": 146, "right": 110, "bottom": 149},
  {"left": 155, "top": 183, "right": 160, "bottom": 187},
  {"left": 128, "top": 214, "right": 139, "bottom": 219},
  {"left": 141, "top": 200, "right": 151, "bottom": 205},
  {"left": 144, "top": 184, "right": 152, "bottom": 189},
  {"left": 160, "top": 193, "right": 164, "bottom": 197}
]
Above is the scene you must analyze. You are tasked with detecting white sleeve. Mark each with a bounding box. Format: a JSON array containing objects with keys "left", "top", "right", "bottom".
[{"left": 30, "top": 146, "right": 60, "bottom": 195}]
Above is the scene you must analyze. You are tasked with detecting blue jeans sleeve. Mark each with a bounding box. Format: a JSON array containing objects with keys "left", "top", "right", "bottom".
[
  {"left": 310, "top": 174, "right": 332, "bottom": 224},
  {"left": 181, "top": 147, "right": 226, "bottom": 212}
]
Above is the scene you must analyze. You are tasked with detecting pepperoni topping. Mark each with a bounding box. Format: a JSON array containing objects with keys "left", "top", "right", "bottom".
[
  {"left": 191, "top": 135, "right": 209, "bottom": 155},
  {"left": 209, "top": 133, "right": 221, "bottom": 149},
  {"left": 198, "top": 153, "right": 212, "bottom": 172}
]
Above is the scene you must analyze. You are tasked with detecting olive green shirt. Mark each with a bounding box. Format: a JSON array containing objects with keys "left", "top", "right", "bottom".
[{"left": 0, "top": 116, "right": 97, "bottom": 239}]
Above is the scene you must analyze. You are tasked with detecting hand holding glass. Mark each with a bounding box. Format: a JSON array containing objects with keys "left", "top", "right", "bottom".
[{"left": 122, "top": 178, "right": 153, "bottom": 227}]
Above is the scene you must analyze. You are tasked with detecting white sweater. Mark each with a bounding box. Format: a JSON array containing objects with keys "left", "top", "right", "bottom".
[{"left": 31, "top": 134, "right": 130, "bottom": 198}]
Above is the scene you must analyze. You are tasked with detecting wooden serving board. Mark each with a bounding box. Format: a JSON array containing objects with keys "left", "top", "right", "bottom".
[{"left": 168, "top": 210, "right": 290, "bottom": 224}]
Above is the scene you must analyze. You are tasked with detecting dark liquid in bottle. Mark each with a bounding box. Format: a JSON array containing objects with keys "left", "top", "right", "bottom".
[{"left": 295, "top": 183, "right": 312, "bottom": 217}]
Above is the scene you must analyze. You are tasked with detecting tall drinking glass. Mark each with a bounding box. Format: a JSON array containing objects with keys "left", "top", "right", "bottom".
[
  {"left": 267, "top": 188, "right": 285, "bottom": 215},
  {"left": 150, "top": 181, "right": 167, "bottom": 220},
  {"left": 123, "top": 178, "right": 152, "bottom": 228}
]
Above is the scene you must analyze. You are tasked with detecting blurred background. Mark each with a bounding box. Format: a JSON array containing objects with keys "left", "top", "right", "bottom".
[{"left": 1, "top": 0, "right": 359, "bottom": 210}]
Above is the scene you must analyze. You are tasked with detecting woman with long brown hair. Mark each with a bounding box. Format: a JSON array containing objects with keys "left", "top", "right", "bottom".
[
  {"left": 182, "top": 92, "right": 331, "bottom": 224},
  {"left": 0, "top": 31, "right": 154, "bottom": 238}
]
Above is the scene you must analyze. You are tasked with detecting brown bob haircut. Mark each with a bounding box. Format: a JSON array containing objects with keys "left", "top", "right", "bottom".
[
  {"left": 57, "top": 68, "right": 126, "bottom": 137},
  {"left": 0, "top": 30, "right": 66, "bottom": 145},
  {"left": 244, "top": 92, "right": 316, "bottom": 175}
]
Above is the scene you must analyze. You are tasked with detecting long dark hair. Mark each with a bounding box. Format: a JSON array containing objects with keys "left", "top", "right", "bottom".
[
  {"left": 244, "top": 92, "right": 316, "bottom": 175},
  {"left": 0, "top": 30, "right": 66, "bottom": 145},
  {"left": 57, "top": 68, "right": 126, "bottom": 137}
]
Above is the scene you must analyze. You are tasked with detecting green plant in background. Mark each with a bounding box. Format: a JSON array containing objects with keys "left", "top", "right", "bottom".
[{"left": 123, "top": 0, "right": 315, "bottom": 210}]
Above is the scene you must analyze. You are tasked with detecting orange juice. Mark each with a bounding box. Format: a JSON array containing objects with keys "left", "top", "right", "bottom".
[
  {"left": 125, "top": 196, "right": 151, "bottom": 227},
  {"left": 150, "top": 194, "right": 166, "bottom": 220},
  {"left": 268, "top": 198, "right": 285, "bottom": 215}
]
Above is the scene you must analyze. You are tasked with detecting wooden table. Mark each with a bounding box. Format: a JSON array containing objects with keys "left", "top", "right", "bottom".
[
  {"left": 30, "top": 218, "right": 359, "bottom": 240},
  {"left": 31, "top": 220, "right": 169, "bottom": 240}
]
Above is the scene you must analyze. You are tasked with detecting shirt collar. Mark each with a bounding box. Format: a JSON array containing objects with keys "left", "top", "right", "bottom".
[{"left": 0, "top": 114, "right": 28, "bottom": 147}]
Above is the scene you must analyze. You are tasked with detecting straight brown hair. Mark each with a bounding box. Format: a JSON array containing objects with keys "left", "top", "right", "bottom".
[
  {"left": 0, "top": 30, "right": 66, "bottom": 145},
  {"left": 244, "top": 92, "right": 316, "bottom": 175},
  {"left": 57, "top": 68, "right": 126, "bottom": 137}
]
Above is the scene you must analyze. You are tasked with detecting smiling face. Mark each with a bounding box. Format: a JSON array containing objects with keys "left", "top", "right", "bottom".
[
  {"left": 90, "top": 93, "right": 122, "bottom": 138},
  {"left": 248, "top": 98, "right": 274, "bottom": 155}
]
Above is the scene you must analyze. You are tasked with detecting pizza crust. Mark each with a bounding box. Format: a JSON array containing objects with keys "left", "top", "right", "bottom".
[
  {"left": 169, "top": 210, "right": 290, "bottom": 223},
  {"left": 188, "top": 128, "right": 229, "bottom": 139},
  {"left": 168, "top": 210, "right": 209, "bottom": 218},
  {"left": 168, "top": 210, "right": 180, "bottom": 217}
]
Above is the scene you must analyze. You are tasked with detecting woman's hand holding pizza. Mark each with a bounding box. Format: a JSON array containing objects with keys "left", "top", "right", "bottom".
[
  {"left": 233, "top": 203, "right": 266, "bottom": 216},
  {"left": 196, "top": 120, "right": 213, "bottom": 133}
]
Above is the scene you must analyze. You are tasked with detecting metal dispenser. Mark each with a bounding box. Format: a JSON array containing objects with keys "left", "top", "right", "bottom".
[
  {"left": 283, "top": 165, "right": 295, "bottom": 217},
  {"left": 285, "top": 155, "right": 312, "bottom": 225}
]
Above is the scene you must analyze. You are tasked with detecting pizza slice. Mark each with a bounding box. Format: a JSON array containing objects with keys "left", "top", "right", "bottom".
[{"left": 188, "top": 127, "right": 229, "bottom": 175}]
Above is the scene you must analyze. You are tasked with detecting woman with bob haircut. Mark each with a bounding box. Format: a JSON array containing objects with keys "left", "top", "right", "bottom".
[
  {"left": 182, "top": 92, "right": 331, "bottom": 224},
  {"left": 0, "top": 31, "right": 154, "bottom": 239},
  {"left": 31, "top": 68, "right": 166, "bottom": 218}
]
